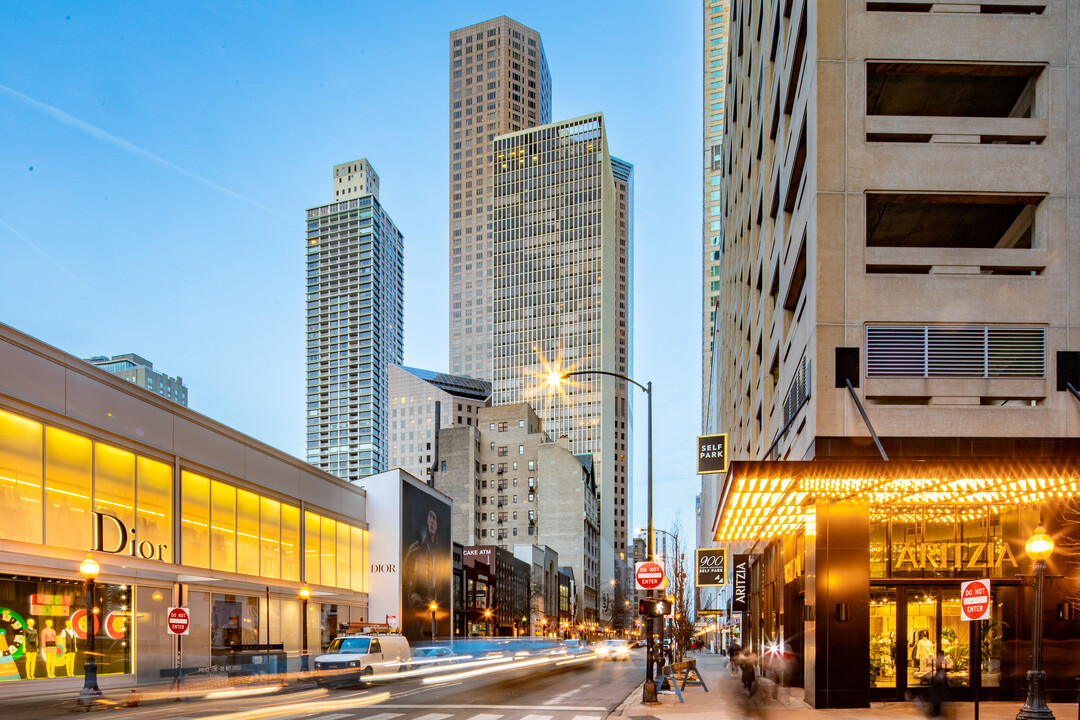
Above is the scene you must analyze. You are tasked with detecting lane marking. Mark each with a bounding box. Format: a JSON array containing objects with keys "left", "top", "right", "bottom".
[
  {"left": 461, "top": 714, "right": 503, "bottom": 720},
  {"left": 368, "top": 706, "right": 607, "bottom": 712},
  {"left": 411, "top": 715, "right": 454, "bottom": 720}
]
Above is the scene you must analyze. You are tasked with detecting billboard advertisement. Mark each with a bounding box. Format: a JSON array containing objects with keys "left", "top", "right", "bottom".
[{"left": 401, "top": 480, "right": 452, "bottom": 643}]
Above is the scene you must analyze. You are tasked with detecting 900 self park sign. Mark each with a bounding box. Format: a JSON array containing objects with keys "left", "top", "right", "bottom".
[
  {"left": 696, "top": 433, "right": 729, "bottom": 474},
  {"left": 696, "top": 548, "right": 727, "bottom": 587}
]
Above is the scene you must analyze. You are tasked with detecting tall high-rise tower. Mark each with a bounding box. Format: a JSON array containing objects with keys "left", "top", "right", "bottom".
[
  {"left": 448, "top": 16, "right": 552, "bottom": 381},
  {"left": 701, "top": 0, "right": 731, "bottom": 422},
  {"left": 305, "top": 158, "right": 404, "bottom": 481},
  {"left": 490, "top": 113, "right": 633, "bottom": 594}
]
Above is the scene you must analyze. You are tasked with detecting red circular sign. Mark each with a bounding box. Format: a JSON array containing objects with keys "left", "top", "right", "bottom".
[
  {"left": 961, "top": 579, "right": 991, "bottom": 621},
  {"left": 71, "top": 609, "right": 100, "bottom": 639},
  {"left": 167, "top": 607, "right": 190, "bottom": 634},
  {"left": 636, "top": 561, "right": 665, "bottom": 590}
]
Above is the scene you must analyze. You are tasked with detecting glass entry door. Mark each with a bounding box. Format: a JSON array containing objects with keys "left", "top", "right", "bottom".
[{"left": 872, "top": 585, "right": 987, "bottom": 701}]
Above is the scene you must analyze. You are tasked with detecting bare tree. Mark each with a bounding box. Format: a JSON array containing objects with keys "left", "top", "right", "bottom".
[
  {"left": 1052, "top": 499, "right": 1080, "bottom": 609},
  {"left": 666, "top": 520, "right": 695, "bottom": 662}
]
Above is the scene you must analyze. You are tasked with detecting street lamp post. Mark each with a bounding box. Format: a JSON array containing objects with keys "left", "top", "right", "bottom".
[
  {"left": 299, "top": 585, "right": 311, "bottom": 672},
  {"left": 78, "top": 554, "right": 102, "bottom": 705},
  {"left": 1017, "top": 524, "right": 1056, "bottom": 720},
  {"left": 548, "top": 368, "right": 655, "bottom": 702},
  {"left": 430, "top": 602, "right": 438, "bottom": 642},
  {"left": 484, "top": 608, "right": 492, "bottom": 637}
]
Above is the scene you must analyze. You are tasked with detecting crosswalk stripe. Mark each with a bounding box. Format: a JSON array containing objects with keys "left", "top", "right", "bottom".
[
  {"left": 358, "top": 714, "right": 404, "bottom": 720},
  {"left": 309, "top": 714, "right": 352, "bottom": 720},
  {"left": 463, "top": 714, "right": 503, "bottom": 720},
  {"left": 411, "top": 714, "right": 454, "bottom": 720},
  {"left": 570, "top": 716, "right": 603, "bottom": 720},
  {"left": 519, "top": 715, "right": 553, "bottom": 720}
]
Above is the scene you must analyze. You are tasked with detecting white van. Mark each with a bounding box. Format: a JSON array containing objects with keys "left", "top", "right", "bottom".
[{"left": 313, "top": 634, "right": 411, "bottom": 685}]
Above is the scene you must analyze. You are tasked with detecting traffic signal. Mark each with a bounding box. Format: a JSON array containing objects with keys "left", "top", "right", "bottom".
[{"left": 638, "top": 598, "right": 673, "bottom": 617}]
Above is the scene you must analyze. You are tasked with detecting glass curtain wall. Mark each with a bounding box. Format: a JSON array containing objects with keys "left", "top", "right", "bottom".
[{"left": 0, "top": 408, "right": 172, "bottom": 557}]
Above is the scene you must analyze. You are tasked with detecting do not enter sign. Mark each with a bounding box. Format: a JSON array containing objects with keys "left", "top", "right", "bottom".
[
  {"left": 635, "top": 561, "right": 666, "bottom": 590},
  {"left": 167, "top": 606, "right": 191, "bottom": 635},
  {"left": 961, "top": 579, "right": 991, "bottom": 621}
]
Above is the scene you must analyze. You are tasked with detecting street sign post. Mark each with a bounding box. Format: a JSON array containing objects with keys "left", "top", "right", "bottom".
[
  {"left": 167, "top": 606, "right": 191, "bottom": 636},
  {"left": 961, "top": 579, "right": 991, "bottom": 720},
  {"left": 635, "top": 561, "right": 665, "bottom": 591}
]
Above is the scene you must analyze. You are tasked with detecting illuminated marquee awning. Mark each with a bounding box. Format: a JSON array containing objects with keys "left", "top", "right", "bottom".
[{"left": 713, "top": 460, "right": 1080, "bottom": 542}]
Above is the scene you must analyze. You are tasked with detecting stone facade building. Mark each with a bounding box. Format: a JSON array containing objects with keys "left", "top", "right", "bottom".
[{"left": 432, "top": 403, "right": 601, "bottom": 628}]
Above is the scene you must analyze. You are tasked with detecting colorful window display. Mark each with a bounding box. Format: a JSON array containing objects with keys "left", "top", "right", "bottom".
[{"left": 0, "top": 574, "right": 130, "bottom": 682}]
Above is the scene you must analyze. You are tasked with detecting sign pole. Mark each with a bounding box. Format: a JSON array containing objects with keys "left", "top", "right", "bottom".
[
  {"left": 173, "top": 584, "right": 184, "bottom": 698},
  {"left": 973, "top": 617, "right": 981, "bottom": 720}
]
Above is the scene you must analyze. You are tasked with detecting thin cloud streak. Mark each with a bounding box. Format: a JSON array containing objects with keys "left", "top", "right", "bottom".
[
  {"left": 0, "top": 83, "right": 286, "bottom": 218},
  {"left": 0, "top": 217, "right": 101, "bottom": 298}
]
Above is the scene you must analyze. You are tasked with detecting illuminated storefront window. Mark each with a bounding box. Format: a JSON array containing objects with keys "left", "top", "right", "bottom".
[
  {"left": 0, "top": 409, "right": 173, "bottom": 559},
  {"left": 303, "top": 511, "right": 368, "bottom": 591},
  {"left": 0, "top": 410, "right": 43, "bottom": 544},
  {"left": 181, "top": 472, "right": 301, "bottom": 582},
  {"left": 0, "top": 573, "right": 130, "bottom": 682}
]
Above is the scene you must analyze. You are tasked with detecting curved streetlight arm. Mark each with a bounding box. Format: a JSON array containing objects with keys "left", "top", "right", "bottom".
[
  {"left": 554, "top": 367, "right": 655, "bottom": 701},
  {"left": 560, "top": 369, "right": 650, "bottom": 396}
]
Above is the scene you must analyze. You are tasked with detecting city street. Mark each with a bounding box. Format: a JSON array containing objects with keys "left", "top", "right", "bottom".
[{"left": 6, "top": 651, "right": 645, "bottom": 720}]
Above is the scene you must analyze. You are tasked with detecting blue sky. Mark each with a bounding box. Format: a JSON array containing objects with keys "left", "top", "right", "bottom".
[{"left": 1, "top": 2, "right": 704, "bottom": 541}]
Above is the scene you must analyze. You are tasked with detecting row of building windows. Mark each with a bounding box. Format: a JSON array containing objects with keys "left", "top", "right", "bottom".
[{"left": 0, "top": 408, "right": 367, "bottom": 592}]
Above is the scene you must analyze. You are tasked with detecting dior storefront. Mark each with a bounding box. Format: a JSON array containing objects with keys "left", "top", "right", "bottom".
[{"left": 0, "top": 324, "right": 371, "bottom": 694}]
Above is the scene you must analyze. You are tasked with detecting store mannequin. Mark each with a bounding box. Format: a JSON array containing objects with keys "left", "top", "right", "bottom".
[
  {"left": 40, "top": 620, "right": 56, "bottom": 678},
  {"left": 24, "top": 619, "right": 38, "bottom": 680},
  {"left": 61, "top": 620, "right": 77, "bottom": 677},
  {"left": 916, "top": 630, "right": 936, "bottom": 672}
]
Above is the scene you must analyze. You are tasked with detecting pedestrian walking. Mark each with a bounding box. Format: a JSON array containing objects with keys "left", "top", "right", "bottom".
[
  {"left": 727, "top": 641, "right": 742, "bottom": 677},
  {"left": 740, "top": 650, "right": 758, "bottom": 696}
]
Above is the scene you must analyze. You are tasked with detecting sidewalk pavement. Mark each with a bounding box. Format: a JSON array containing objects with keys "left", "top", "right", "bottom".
[{"left": 612, "top": 651, "right": 1080, "bottom": 720}]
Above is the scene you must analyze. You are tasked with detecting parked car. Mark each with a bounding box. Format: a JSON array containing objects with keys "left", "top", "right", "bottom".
[
  {"left": 313, "top": 634, "right": 411, "bottom": 686},
  {"left": 595, "top": 639, "right": 631, "bottom": 661}
]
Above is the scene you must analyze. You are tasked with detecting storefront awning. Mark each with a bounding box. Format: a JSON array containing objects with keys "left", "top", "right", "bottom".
[{"left": 713, "top": 460, "right": 1080, "bottom": 542}]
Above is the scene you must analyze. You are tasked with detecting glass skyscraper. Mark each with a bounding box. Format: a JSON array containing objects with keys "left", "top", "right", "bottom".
[
  {"left": 305, "top": 159, "right": 404, "bottom": 481},
  {"left": 490, "top": 113, "right": 633, "bottom": 591}
]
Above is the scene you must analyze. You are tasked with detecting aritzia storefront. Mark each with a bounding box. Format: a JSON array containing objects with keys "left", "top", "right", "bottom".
[{"left": 713, "top": 460, "right": 1080, "bottom": 709}]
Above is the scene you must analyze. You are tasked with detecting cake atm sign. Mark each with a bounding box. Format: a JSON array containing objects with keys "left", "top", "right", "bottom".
[{"left": 696, "top": 434, "right": 729, "bottom": 474}]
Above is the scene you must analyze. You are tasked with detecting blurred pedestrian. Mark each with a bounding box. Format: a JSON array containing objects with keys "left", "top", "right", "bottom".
[
  {"left": 739, "top": 650, "right": 758, "bottom": 696},
  {"left": 727, "top": 641, "right": 742, "bottom": 676},
  {"left": 925, "top": 653, "right": 949, "bottom": 718}
]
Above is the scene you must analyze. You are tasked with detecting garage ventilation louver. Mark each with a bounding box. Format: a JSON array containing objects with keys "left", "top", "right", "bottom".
[{"left": 866, "top": 325, "right": 1045, "bottom": 378}]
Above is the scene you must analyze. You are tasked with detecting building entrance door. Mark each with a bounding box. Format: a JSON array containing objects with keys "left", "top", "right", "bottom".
[{"left": 871, "top": 583, "right": 1020, "bottom": 703}]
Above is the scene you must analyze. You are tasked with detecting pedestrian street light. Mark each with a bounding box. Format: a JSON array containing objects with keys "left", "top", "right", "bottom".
[
  {"left": 1017, "top": 524, "right": 1056, "bottom": 720},
  {"left": 78, "top": 554, "right": 102, "bottom": 705}
]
